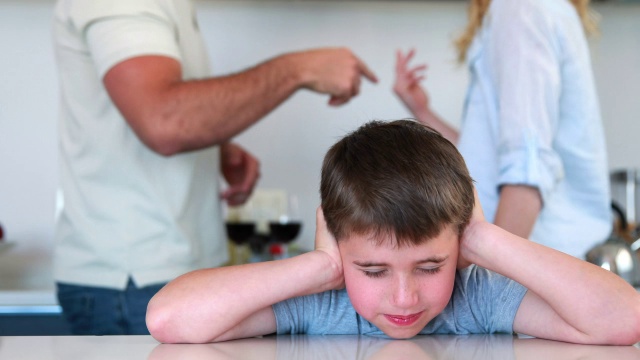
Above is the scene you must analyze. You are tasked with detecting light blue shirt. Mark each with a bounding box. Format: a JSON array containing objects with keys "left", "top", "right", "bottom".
[
  {"left": 457, "top": 0, "right": 611, "bottom": 258},
  {"left": 273, "top": 265, "right": 527, "bottom": 336}
]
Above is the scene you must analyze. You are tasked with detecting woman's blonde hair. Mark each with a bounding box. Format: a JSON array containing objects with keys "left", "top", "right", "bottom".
[{"left": 454, "top": 0, "right": 599, "bottom": 63}]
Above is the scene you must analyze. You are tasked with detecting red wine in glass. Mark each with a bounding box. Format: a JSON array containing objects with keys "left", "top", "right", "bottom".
[
  {"left": 226, "top": 222, "right": 256, "bottom": 264},
  {"left": 225, "top": 222, "right": 255, "bottom": 245},
  {"left": 269, "top": 222, "right": 301, "bottom": 259},
  {"left": 269, "top": 222, "right": 302, "bottom": 246}
]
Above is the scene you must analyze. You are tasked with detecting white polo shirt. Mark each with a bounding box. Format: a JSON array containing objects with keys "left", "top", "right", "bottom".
[{"left": 53, "top": 0, "right": 228, "bottom": 289}]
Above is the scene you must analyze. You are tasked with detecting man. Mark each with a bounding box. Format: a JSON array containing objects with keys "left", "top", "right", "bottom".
[{"left": 52, "top": 0, "right": 377, "bottom": 335}]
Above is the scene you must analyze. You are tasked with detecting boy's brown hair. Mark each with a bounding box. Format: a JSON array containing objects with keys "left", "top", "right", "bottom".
[{"left": 320, "top": 119, "right": 474, "bottom": 246}]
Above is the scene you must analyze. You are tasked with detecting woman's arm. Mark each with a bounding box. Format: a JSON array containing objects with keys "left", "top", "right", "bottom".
[
  {"left": 393, "top": 49, "right": 459, "bottom": 144},
  {"left": 493, "top": 185, "right": 542, "bottom": 239},
  {"left": 146, "top": 209, "right": 343, "bottom": 343}
]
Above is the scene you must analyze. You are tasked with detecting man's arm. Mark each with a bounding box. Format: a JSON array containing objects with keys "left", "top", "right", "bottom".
[
  {"left": 104, "top": 48, "right": 377, "bottom": 156},
  {"left": 146, "top": 208, "right": 343, "bottom": 343},
  {"left": 493, "top": 185, "right": 542, "bottom": 239},
  {"left": 460, "top": 219, "right": 640, "bottom": 345}
]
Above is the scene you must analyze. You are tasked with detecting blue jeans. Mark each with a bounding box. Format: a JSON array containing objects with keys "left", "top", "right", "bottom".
[{"left": 56, "top": 279, "right": 166, "bottom": 335}]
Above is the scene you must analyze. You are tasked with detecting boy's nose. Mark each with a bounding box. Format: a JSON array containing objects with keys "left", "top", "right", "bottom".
[{"left": 391, "top": 276, "right": 419, "bottom": 308}]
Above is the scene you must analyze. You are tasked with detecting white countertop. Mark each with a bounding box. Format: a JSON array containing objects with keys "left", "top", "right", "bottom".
[{"left": 0, "top": 334, "right": 638, "bottom": 360}]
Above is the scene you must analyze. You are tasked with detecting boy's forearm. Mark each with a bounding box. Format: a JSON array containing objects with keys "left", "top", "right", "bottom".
[
  {"left": 146, "top": 250, "right": 340, "bottom": 343},
  {"left": 461, "top": 221, "right": 640, "bottom": 344}
]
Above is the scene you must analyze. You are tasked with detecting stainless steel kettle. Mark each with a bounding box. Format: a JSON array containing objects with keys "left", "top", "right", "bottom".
[{"left": 585, "top": 202, "right": 640, "bottom": 286}]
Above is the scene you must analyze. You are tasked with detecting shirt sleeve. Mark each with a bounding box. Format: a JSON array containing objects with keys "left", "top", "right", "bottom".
[
  {"left": 425, "top": 265, "right": 528, "bottom": 334},
  {"left": 486, "top": 0, "right": 565, "bottom": 203},
  {"left": 273, "top": 293, "right": 315, "bottom": 334},
  {"left": 273, "top": 290, "right": 374, "bottom": 335},
  {"left": 68, "top": 0, "right": 181, "bottom": 78}
]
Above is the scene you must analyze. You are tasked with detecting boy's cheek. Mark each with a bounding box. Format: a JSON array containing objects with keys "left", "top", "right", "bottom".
[
  {"left": 344, "top": 276, "right": 381, "bottom": 320},
  {"left": 342, "top": 267, "right": 375, "bottom": 301}
]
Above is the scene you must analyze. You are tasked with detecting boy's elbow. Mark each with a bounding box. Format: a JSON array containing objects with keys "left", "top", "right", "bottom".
[
  {"left": 146, "top": 300, "right": 223, "bottom": 344},
  {"left": 146, "top": 301, "right": 178, "bottom": 343},
  {"left": 601, "top": 301, "right": 640, "bottom": 346},
  {"left": 607, "top": 326, "right": 640, "bottom": 346},
  {"left": 146, "top": 299, "right": 192, "bottom": 343},
  {"left": 623, "top": 303, "right": 640, "bottom": 345}
]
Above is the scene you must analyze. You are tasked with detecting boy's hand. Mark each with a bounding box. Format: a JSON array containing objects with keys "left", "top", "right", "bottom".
[
  {"left": 458, "top": 187, "right": 485, "bottom": 269},
  {"left": 313, "top": 207, "right": 345, "bottom": 290},
  {"left": 469, "top": 186, "right": 486, "bottom": 224}
]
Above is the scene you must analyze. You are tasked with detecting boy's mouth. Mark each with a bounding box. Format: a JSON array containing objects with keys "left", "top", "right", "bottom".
[{"left": 383, "top": 311, "right": 424, "bottom": 327}]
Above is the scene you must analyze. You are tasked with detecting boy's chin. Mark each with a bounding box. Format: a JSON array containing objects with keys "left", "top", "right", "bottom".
[
  {"left": 378, "top": 325, "right": 423, "bottom": 339},
  {"left": 382, "top": 329, "right": 422, "bottom": 339}
]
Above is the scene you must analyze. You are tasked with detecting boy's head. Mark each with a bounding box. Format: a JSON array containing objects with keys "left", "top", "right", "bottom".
[
  {"left": 319, "top": 119, "right": 475, "bottom": 339},
  {"left": 320, "top": 119, "right": 474, "bottom": 246}
]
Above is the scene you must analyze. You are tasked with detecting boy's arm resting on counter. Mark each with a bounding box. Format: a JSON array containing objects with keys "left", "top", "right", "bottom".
[
  {"left": 146, "top": 209, "right": 343, "bottom": 344},
  {"left": 461, "top": 220, "right": 640, "bottom": 345}
]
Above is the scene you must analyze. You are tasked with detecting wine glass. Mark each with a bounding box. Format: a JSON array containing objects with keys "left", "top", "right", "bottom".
[
  {"left": 225, "top": 221, "right": 255, "bottom": 265},
  {"left": 269, "top": 194, "right": 302, "bottom": 258}
]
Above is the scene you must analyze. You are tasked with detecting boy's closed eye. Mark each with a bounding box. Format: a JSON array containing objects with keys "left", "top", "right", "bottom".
[
  {"left": 360, "top": 267, "right": 443, "bottom": 278},
  {"left": 354, "top": 256, "right": 449, "bottom": 279}
]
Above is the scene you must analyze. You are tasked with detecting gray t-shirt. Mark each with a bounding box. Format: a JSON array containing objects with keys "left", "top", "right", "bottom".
[{"left": 273, "top": 265, "right": 527, "bottom": 336}]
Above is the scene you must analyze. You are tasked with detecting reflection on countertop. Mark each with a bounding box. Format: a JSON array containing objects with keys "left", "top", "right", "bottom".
[
  {"left": 150, "top": 335, "right": 640, "bottom": 360},
  {"left": 1, "top": 334, "right": 639, "bottom": 360}
]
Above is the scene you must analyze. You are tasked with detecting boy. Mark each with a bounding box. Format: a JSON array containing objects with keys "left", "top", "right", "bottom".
[{"left": 147, "top": 120, "right": 640, "bottom": 344}]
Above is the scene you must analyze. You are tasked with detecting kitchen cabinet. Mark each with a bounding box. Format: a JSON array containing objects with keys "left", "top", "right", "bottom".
[{"left": 0, "top": 291, "right": 70, "bottom": 335}]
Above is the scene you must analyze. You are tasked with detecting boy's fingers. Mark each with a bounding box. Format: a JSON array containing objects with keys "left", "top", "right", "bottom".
[
  {"left": 315, "top": 207, "right": 328, "bottom": 235},
  {"left": 315, "top": 207, "right": 337, "bottom": 247},
  {"left": 472, "top": 187, "right": 485, "bottom": 221}
]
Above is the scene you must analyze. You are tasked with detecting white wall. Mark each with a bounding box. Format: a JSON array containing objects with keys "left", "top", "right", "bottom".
[
  {"left": 1, "top": 0, "right": 639, "bottom": 290},
  {"left": 591, "top": 4, "right": 640, "bottom": 170},
  {"left": 197, "top": 0, "right": 469, "bottom": 253},
  {"left": 0, "top": 2, "right": 59, "bottom": 289}
]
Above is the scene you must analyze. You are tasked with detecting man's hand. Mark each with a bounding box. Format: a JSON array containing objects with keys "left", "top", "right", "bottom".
[
  {"left": 220, "top": 143, "right": 260, "bottom": 206},
  {"left": 313, "top": 207, "right": 345, "bottom": 290},
  {"left": 294, "top": 48, "right": 378, "bottom": 106}
]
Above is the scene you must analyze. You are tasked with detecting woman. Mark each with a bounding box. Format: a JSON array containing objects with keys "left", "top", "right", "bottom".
[{"left": 394, "top": 0, "right": 610, "bottom": 258}]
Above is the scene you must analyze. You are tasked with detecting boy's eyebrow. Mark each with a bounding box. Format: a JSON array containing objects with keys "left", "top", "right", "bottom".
[{"left": 353, "top": 255, "right": 449, "bottom": 267}]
